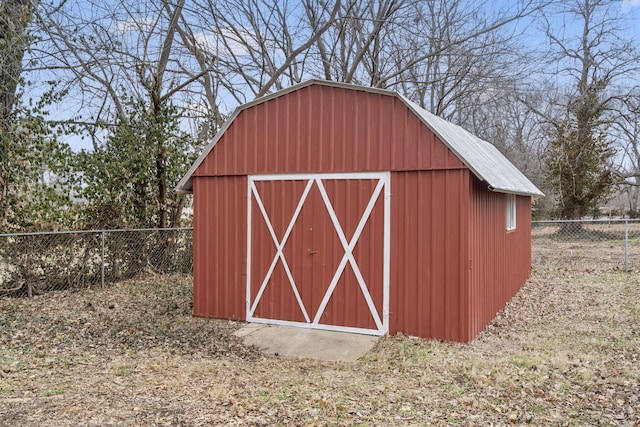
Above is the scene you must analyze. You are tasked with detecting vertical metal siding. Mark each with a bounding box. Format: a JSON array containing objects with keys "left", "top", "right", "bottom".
[
  {"left": 192, "top": 85, "right": 465, "bottom": 177},
  {"left": 192, "top": 176, "right": 246, "bottom": 320},
  {"left": 389, "top": 170, "right": 470, "bottom": 341},
  {"left": 468, "top": 177, "right": 532, "bottom": 339}
]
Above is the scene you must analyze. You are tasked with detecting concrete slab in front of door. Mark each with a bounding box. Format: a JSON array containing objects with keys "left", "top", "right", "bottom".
[{"left": 234, "top": 323, "right": 381, "bottom": 362}]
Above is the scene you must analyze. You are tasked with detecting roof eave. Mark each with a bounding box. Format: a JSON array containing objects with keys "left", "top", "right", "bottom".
[
  {"left": 175, "top": 182, "right": 192, "bottom": 194},
  {"left": 487, "top": 184, "right": 545, "bottom": 197}
]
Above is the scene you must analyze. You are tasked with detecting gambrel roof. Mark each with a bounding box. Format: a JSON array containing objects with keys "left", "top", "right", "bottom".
[{"left": 177, "top": 80, "right": 543, "bottom": 197}]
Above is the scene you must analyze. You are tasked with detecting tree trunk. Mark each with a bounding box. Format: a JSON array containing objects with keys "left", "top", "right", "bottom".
[{"left": 0, "top": 0, "right": 34, "bottom": 224}]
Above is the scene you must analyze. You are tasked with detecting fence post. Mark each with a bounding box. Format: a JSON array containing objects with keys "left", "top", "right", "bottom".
[
  {"left": 101, "top": 231, "right": 105, "bottom": 288},
  {"left": 625, "top": 220, "right": 629, "bottom": 273}
]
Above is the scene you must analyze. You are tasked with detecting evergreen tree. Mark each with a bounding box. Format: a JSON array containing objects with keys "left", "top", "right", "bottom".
[
  {"left": 544, "top": 83, "right": 615, "bottom": 219},
  {"left": 76, "top": 96, "right": 197, "bottom": 229}
]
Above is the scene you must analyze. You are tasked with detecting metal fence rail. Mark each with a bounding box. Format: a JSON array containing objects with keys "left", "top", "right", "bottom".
[
  {"left": 0, "top": 228, "right": 192, "bottom": 296},
  {"left": 532, "top": 219, "right": 640, "bottom": 272}
]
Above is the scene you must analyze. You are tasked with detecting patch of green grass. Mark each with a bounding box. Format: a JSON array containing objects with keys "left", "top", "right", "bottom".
[
  {"left": 115, "top": 365, "right": 132, "bottom": 376},
  {"left": 384, "top": 339, "right": 435, "bottom": 366},
  {"left": 274, "top": 390, "right": 294, "bottom": 401},
  {"left": 609, "top": 237, "right": 640, "bottom": 244},
  {"left": 42, "top": 387, "right": 65, "bottom": 397},
  {"left": 511, "top": 356, "right": 538, "bottom": 370},
  {"left": 446, "top": 415, "right": 459, "bottom": 424},
  {"left": 0, "top": 379, "right": 14, "bottom": 396},
  {"left": 153, "top": 278, "right": 192, "bottom": 300},
  {"left": 532, "top": 403, "right": 546, "bottom": 415},
  {"left": 594, "top": 271, "right": 640, "bottom": 284},
  {"left": 1, "top": 353, "right": 18, "bottom": 364},
  {"left": 0, "top": 312, "right": 28, "bottom": 329}
]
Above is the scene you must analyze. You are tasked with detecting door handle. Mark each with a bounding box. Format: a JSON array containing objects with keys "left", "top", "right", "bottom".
[{"left": 307, "top": 249, "right": 318, "bottom": 255}]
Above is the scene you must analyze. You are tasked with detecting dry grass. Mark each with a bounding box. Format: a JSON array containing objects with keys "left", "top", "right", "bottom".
[
  {"left": 532, "top": 223, "right": 640, "bottom": 272},
  {"left": 1, "top": 265, "right": 639, "bottom": 426}
]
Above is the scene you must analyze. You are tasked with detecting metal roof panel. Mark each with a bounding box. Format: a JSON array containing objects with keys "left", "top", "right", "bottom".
[{"left": 399, "top": 95, "right": 544, "bottom": 196}]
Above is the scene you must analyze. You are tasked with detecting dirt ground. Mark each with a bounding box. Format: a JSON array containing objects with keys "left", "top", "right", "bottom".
[{"left": 1, "top": 263, "right": 639, "bottom": 426}]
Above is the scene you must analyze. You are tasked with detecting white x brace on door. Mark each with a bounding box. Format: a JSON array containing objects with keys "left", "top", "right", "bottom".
[{"left": 246, "top": 172, "right": 390, "bottom": 335}]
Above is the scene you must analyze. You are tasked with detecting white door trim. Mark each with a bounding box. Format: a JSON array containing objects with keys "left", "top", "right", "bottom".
[
  {"left": 247, "top": 179, "right": 313, "bottom": 322},
  {"left": 246, "top": 172, "right": 391, "bottom": 336}
]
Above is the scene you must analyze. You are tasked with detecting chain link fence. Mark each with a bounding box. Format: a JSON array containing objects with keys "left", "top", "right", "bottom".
[
  {"left": 0, "top": 228, "right": 192, "bottom": 297},
  {"left": 532, "top": 219, "right": 640, "bottom": 272},
  {"left": 1, "top": 220, "right": 637, "bottom": 297}
]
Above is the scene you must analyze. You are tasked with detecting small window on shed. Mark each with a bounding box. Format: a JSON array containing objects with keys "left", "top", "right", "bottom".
[{"left": 506, "top": 194, "right": 516, "bottom": 231}]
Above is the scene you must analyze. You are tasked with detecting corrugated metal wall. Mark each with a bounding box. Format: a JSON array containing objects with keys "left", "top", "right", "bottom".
[
  {"left": 192, "top": 84, "right": 464, "bottom": 177},
  {"left": 192, "top": 176, "right": 246, "bottom": 320},
  {"left": 468, "top": 177, "right": 532, "bottom": 339},
  {"left": 389, "top": 170, "right": 470, "bottom": 341},
  {"left": 191, "top": 84, "right": 533, "bottom": 341}
]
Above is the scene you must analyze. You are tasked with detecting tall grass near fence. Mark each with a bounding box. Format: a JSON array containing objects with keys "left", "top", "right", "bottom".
[{"left": 0, "top": 228, "right": 192, "bottom": 297}]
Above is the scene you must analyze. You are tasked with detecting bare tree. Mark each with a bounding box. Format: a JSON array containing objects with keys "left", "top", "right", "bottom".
[
  {"left": 30, "top": 0, "right": 206, "bottom": 228},
  {"left": 391, "top": 1, "right": 543, "bottom": 119},
  {"left": 467, "top": 87, "right": 547, "bottom": 183},
  {"left": 184, "top": 0, "right": 544, "bottom": 114},
  {"left": 537, "top": 0, "right": 640, "bottom": 219},
  {"left": 31, "top": 1, "right": 217, "bottom": 138},
  {"left": 305, "top": 0, "right": 408, "bottom": 86},
  {"left": 161, "top": 0, "right": 224, "bottom": 136},
  {"left": 617, "top": 95, "right": 640, "bottom": 216},
  {"left": 184, "top": 0, "right": 343, "bottom": 104},
  {"left": 18, "top": 0, "right": 562, "bottom": 229},
  {"left": 28, "top": 0, "right": 548, "bottom": 134}
]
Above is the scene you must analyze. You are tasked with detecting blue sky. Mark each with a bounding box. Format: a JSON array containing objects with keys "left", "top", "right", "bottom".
[{"left": 26, "top": 0, "right": 640, "bottom": 152}]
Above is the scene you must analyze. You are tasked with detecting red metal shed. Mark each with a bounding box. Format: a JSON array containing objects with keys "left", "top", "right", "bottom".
[{"left": 177, "top": 80, "right": 543, "bottom": 342}]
